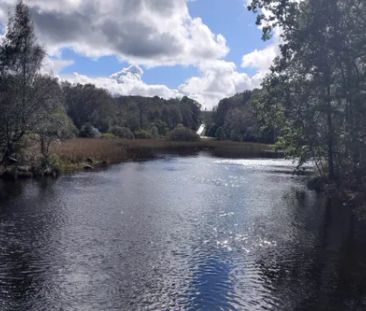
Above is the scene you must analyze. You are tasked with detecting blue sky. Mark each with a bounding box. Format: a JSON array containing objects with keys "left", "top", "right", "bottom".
[
  {"left": 0, "top": 0, "right": 278, "bottom": 109},
  {"left": 58, "top": 0, "right": 266, "bottom": 87}
]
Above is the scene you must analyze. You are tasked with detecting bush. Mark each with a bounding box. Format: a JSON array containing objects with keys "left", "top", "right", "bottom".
[
  {"left": 168, "top": 126, "right": 200, "bottom": 142},
  {"left": 135, "top": 129, "right": 153, "bottom": 139},
  {"left": 110, "top": 126, "right": 135, "bottom": 139},
  {"left": 150, "top": 126, "right": 159, "bottom": 138},
  {"left": 80, "top": 124, "right": 101, "bottom": 138},
  {"left": 101, "top": 133, "right": 116, "bottom": 139}
]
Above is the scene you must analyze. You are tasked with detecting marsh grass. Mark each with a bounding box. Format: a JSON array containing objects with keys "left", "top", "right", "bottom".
[
  {"left": 52, "top": 138, "right": 128, "bottom": 171},
  {"left": 52, "top": 138, "right": 279, "bottom": 171}
]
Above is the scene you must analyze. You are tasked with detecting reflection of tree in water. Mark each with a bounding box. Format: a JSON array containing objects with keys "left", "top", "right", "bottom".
[
  {"left": 0, "top": 244, "right": 41, "bottom": 310},
  {"left": 0, "top": 180, "right": 25, "bottom": 203},
  {"left": 0, "top": 179, "right": 62, "bottom": 310},
  {"left": 254, "top": 193, "right": 366, "bottom": 310}
]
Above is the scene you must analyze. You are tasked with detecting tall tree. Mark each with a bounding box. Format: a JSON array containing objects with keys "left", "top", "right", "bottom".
[
  {"left": 0, "top": 1, "right": 47, "bottom": 163},
  {"left": 249, "top": 0, "right": 366, "bottom": 181}
]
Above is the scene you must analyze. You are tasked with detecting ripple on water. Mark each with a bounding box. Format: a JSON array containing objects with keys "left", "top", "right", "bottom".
[{"left": 1, "top": 155, "right": 366, "bottom": 310}]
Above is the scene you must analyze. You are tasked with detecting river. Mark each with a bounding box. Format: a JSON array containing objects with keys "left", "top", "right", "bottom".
[{"left": 1, "top": 153, "right": 366, "bottom": 310}]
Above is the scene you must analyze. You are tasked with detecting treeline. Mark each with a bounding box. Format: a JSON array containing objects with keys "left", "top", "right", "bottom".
[
  {"left": 0, "top": 2, "right": 201, "bottom": 164},
  {"left": 63, "top": 83, "right": 201, "bottom": 138},
  {"left": 206, "top": 90, "right": 276, "bottom": 143},
  {"left": 248, "top": 0, "right": 366, "bottom": 184}
]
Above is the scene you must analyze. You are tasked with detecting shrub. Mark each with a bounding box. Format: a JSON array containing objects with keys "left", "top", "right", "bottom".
[
  {"left": 110, "top": 126, "right": 135, "bottom": 139},
  {"left": 101, "top": 133, "right": 116, "bottom": 139},
  {"left": 168, "top": 126, "right": 200, "bottom": 142},
  {"left": 151, "top": 121, "right": 169, "bottom": 136},
  {"left": 150, "top": 126, "right": 159, "bottom": 138},
  {"left": 135, "top": 129, "right": 153, "bottom": 139},
  {"left": 80, "top": 124, "right": 101, "bottom": 138}
]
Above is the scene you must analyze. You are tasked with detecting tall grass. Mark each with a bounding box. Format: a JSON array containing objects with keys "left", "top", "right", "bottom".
[{"left": 53, "top": 138, "right": 279, "bottom": 169}]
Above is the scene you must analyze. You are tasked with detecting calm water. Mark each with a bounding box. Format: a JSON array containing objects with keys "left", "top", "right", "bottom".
[{"left": 1, "top": 154, "right": 366, "bottom": 311}]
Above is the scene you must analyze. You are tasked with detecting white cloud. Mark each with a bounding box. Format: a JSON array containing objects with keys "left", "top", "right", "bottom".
[
  {"left": 180, "top": 60, "right": 257, "bottom": 109},
  {"left": 0, "top": 0, "right": 281, "bottom": 109},
  {"left": 41, "top": 57, "right": 74, "bottom": 76},
  {"left": 242, "top": 45, "right": 279, "bottom": 72},
  {"left": 65, "top": 65, "right": 180, "bottom": 100},
  {"left": 241, "top": 27, "right": 282, "bottom": 81},
  {"left": 62, "top": 61, "right": 259, "bottom": 110},
  {"left": 0, "top": 0, "right": 229, "bottom": 67}
]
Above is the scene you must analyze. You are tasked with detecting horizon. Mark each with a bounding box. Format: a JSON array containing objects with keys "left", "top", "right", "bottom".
[{"left": 0, "top": 0, "right": 278, "bottom": 110}]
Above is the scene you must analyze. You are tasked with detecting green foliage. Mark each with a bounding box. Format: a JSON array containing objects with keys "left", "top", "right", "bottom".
[
  {"left": 110, "top": 126, "right": 135, "bottom": 139},
  {"left": 36, "top": 104, "right": 78, "bottom": 157},
  {"left": 214, "top": 127, "right": 226, "bottom": 140},
  {"left": 249, "top": 0, "right": 366, "bottom": 181},
  {"left": 101, "top": 133, "right": 116, "bottom": 139},
  {"left": 168, "top": 125, "right": 200, "bottom": 142},
  {"left": 80, "top": 124, "right": 101, "bottom": 138},
  {"left": 40, "top": 154, "right": 61, "bottom": 171},
  {"left": 134, "top": 129, "right": 153, "bottom": 139},
  {"left": 62, "top": 83, "right": 116, "bottom": 132},
  {"left": 114, "top": 95, "right": 201, "bottom": 133},
  {"left": 62, "top": 85, "right": 202, "bottom": 138},
  {"left": 208, "top": 91, "right": 276, "bottom": 143},
  {"left": 150, "top": 126, "right": 159, "bottom": 138},
  {"left": 0, "top": 1, "right": 46, "bottom": 162},
  {"left": 151, "top": 121, "right": 169, "bottom": 136}
]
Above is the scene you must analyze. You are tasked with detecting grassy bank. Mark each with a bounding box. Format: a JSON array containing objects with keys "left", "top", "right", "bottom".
[
  {"left": 0, "top": 138, "right": 280, "bottom": 179},
  {"left": 52, "top": 138, "right": 280, "bottom": 170}
]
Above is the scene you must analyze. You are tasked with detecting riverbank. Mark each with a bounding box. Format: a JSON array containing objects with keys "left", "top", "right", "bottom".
[
  {"left": 0, "top": 138, "right": 280, "bottom": 179},
  {"left": 307, "top": 175, "right": 366, "bottom": 209},
  {"left": 54, "top": 138, "right": 280, "bottom": 169}
]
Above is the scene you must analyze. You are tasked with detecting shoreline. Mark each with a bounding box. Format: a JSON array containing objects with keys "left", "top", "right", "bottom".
[
  {"left": 2, "top": 138, "right": 364, "bottom": 210},
  {"left": 0, "top": 138, "right": 281, "bottom": 180}
]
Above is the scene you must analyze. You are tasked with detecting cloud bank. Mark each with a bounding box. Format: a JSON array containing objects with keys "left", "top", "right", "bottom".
[
  {"left": 1, "top": 0, "right": 228, "bottom": 66},
  {"left": 0, "top": 0, "right": 280, "bottom": 109}
]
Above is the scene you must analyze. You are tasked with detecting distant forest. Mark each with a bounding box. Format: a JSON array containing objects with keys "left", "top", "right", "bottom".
[
  {"left": 62, "top": 82, "right": 202, "bottom": 139},
  {"left": 206, "top": 90, "right": 276, "bottom": 144}
]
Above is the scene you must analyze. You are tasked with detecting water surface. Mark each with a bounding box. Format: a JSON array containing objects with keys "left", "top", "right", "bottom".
[{"left": 1, "top": 154, "right": 366, "bottom": 310}]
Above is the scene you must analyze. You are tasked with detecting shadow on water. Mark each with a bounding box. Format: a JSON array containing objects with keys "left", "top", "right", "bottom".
[
  {"left": 250, "top": 195, "right": 366, "bottom": 311},
  {"left": 0, "top": 178, "right": 62, "bottom": 311}
]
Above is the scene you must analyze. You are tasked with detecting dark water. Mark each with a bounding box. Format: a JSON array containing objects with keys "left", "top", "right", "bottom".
[{"left": 1, "top": 154, "right": 366, "bottom": 311}]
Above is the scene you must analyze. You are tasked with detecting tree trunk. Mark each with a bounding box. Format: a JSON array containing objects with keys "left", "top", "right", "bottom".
[
  {"left": 326, "top": 86, "right": 335, "bottom": 180},
  {"left": 41, "top": 136, "right": 46, "bottom": 157},
  {"left": 1, "top": 142, "right": 15, "bottom": 165}
]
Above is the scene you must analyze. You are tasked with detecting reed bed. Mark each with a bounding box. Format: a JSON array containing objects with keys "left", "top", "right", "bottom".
[{"left": 53, "top": 138, "right": 279, "bottom": 169}]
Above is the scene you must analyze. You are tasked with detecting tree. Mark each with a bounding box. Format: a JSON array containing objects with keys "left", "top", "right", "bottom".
[
  {"left": 62, "top": 83, "right": 117, "bottom": 132},
  {"left": 34, "top": 78, "right": 77, "bottom": 160},
  {"left": 208, "top": 91, "right": 275, "bottom": 143},
  {"left": 110, "top": 126, "right": 135, "bottom": 139},
  {"left": 0, "top": 1, "right": 46, "bottom": 163},
  {"left": 249, "top": 0, "right": 366, "bottom": 181},
  {"left": 168, "top": 125, "right": 200, "bottom": 142},
  {"left": 80, "top": 123, "right": 101, "bottom": 138}
]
